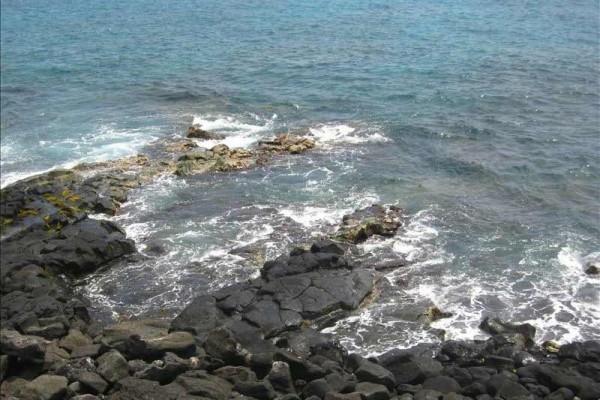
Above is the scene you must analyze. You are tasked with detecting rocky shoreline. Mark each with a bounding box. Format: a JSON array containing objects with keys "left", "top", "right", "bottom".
[{"left": 1, "top": 129, "right": 599, "bottom": 400}]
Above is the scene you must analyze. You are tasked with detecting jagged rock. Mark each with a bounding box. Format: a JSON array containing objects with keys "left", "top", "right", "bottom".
[
  {"left": 355, "top": 359, "right": 396, "bottom": 390},
  {"left": 78, "top": 371, "right": 108, "bottom": 395},
  {"left": 107, "top": 376, "right": 189, "bottom": 400},
  {"left": 517, "top": 364, "right": 600, "bottom": 399},
  {"left": 259, "top": 135, "right": 315, "bottom": 154},
  {"left": 96, "top": 350, "right": 130, "bottom": 383},
  {"left": 311, "top": 239, "right": 346, "bottom": 255},
  {"left": 303, "top": 378, "right": 331, "bottom": 399},
  {"left": 204, "top": 328, "right": 246, "bottom": 366},
  {"left": 440, "top": 366, "right": 471, "bottom": 387},
  {"left": 170, "top": 295, "right": 223, "bottom": 336},
  {"left": 325, "top": 371, "right": 357, "bottom": 393},
  {"left": 488, "top": 378, "right": 529, "bottom": 399},
  {"left": 55, "top": 356, "right": 96, "bottom": 382},
  {"left": 421, "top": 376, "right": 461, "bottom": 394},
  {"left": 378, "top": 350, "right": 442, "bottom": 385},
  {"left": 174, "top": 145, "right": 255, "bottom": 176},
  {"left": 274, "top": 350, "right": 327, "bottom": 381},
  {"left": 59, "top": 329, "right": 93, "bottom": 352},
  {"left": 355, "top": 381, "right": 391, "bottom": 400},
  {"left": 334, "top": 205, "right": 403, "bottom": 244},
  {"left": 212, "top": 366, "right": 257, "bottom": 384},
  {"left": 558, "top": 340, "right": 600, "bottom": 362},
  {"left": 70, "top": 344, "right": 102, "bottom": 359},
  {"left": 40, "top": 218, "right": 135, "bottom": 276},
  {"left": 43, "top": 342, "right": 71, "bottom": 372},
  {"left": 233, "top": 378, "right": 277, "bottom": 399},
  {"left": 22, "top": 374, "right": 68, "bottom": 400},
  {"left": 242, "top": 299, "right": 303, "bottom": 337},
  {"left": 187, "top": 126, "right": 225, "bottom": 140},
  {"left": 0, "top": 329, "right": 48, "bottom": 362},
  {"left": 261, "top": 248, "right": 350, "bottom": 281},
  {"left": 174, "top": 370, "right": 233, "bottom": 399},
  {"left": 479, "top": 316, "right": 536, "bottom": 341},
  {"left": 134, "top": 352, "right": 188, "bottom": 384},
  {"left": 126, "top": 359, "right": 148, "bottom": 375},
  {"left": 100, "top": 319, "right": 195, "bottom": 360}
]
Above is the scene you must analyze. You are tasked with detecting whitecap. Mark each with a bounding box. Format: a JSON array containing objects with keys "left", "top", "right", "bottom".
[
  {"left": 191, "top": 114, "right": 277, "bottom": 149},
  {"left": 308, "top": 123, "right": 389, "bottom": 145}
]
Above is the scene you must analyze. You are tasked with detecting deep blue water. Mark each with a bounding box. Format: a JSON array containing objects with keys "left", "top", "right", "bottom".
[{"left": 2, "top": 0, "right": 599, "bottom": 353}]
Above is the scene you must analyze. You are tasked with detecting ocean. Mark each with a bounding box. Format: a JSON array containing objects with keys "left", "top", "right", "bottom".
[{"left": 1, "top": 0, "right": 599, "bottom": 355}]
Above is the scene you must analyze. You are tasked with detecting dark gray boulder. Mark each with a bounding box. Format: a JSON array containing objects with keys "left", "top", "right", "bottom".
[
  {"left": 558, "top": 340, "right": 600, "bottom": 363},
  {"left": 134, "top": 352, "right": 188, "bottom": 384},
  {"left": 355, "top": 381, "right": 391, "bottom": 400},
  {"left": 0, "top": 329, "right": 48, "bottom": 362},
  {"left": 173, "top": 370, "right": 233, "bottom": 399},
  {"left": 233, "top": 378, "right": 277, "bottom": 399},
  {"left": 379, "top": 350, "right": 442, "bottom": 385},
  {"left": 22, "top": 374, "right": 68, "bottom": 400},
  {"left": 422, "top": 376, "right": 461, "bottom": 394},
  {"left": 96, "top": 350, "right": 130, "bottom": 383},
  {"left": 479, "top": 317, "right": 536, "bottom": 341},
  {"left": 78, "top": 371, "right": 109, "bottom": 395},
  {"left": 100, "top": 319, "right": 195, "bottom": 360},
  {"left": 355, "top": 359, "right": 396, "bottom": 390},
  {"left": 170, "top": 295, "right": 224, "bottom": 336}
]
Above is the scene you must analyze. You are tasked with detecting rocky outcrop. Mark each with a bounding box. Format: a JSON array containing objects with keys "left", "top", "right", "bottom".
[
  {"left": 187, "top": 125, "right": 225, "bottom": 140},
  {"left": 259, "top": 134, "right": 316, "bottom": 154},
  {"left": 175, "top": 134, "right": 317, "bottom": 177},
  {"left": 2, "top": 123, "right": 599, "bottom": 399},
  {"left": 174, "top": 144, "right": 254, "bottom": 176},
  {"left": 2, "top": 231, "right": 599, "bottom": 400},
  {"left": 170, "top": 239, "right": 374, "bottom": 343},
  {"left": 334, "top": 205, "right": 403, "bottom": 244}
]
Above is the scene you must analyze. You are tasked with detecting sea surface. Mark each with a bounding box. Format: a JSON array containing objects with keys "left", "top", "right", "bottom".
[{"left": 1, "top": 0, "right": 599, "bottom": 355}]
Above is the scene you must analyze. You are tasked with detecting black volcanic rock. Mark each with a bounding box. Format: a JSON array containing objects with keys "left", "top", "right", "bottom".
[{"left": 479, "top": 316, "right": 536, "bottom": 341}]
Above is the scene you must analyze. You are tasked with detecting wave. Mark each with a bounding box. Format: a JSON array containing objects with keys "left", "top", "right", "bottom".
[{"left": 308, "top": 123, "right": 389, "bottom": 145}]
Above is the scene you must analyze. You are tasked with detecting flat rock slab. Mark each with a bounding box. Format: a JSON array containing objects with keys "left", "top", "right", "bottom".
[{"left": 171, "top": 244, "right": 374, "bottom": 341}]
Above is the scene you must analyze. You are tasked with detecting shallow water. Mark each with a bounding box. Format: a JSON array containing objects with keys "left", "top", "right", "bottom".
[{"left": 2, "top": 0, "right": 599, "bottom": 354}]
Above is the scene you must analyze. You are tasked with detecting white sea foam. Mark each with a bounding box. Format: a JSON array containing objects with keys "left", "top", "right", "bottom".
[
  {"left": 191, "top": 114, "right": 277, "bottom": 149},
  {"left": 278, "top": 206, "right": 346, "bottom": 228},
  {"left": 308, "top": 124, "right": 389, "bottom": 145},
  {"left": 77, "top": 124, "right": 162, "bottom": 164}
]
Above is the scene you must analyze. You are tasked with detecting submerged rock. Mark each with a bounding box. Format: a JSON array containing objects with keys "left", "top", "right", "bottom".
[{"left": 584, "top": 262, "right": 599, "bottom": 275}]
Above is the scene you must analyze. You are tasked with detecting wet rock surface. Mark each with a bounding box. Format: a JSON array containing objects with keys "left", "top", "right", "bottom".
[
  {"left": 333, "top": 205, "right": 403, "bottom": 244},
  {"left": 1, "top": 131, "right": 599, "bottom": 399}
]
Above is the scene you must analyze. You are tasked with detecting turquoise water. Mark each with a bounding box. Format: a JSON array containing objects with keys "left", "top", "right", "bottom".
[{"left": 2, "top": 0, "right": 599, "bottom": 352}]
